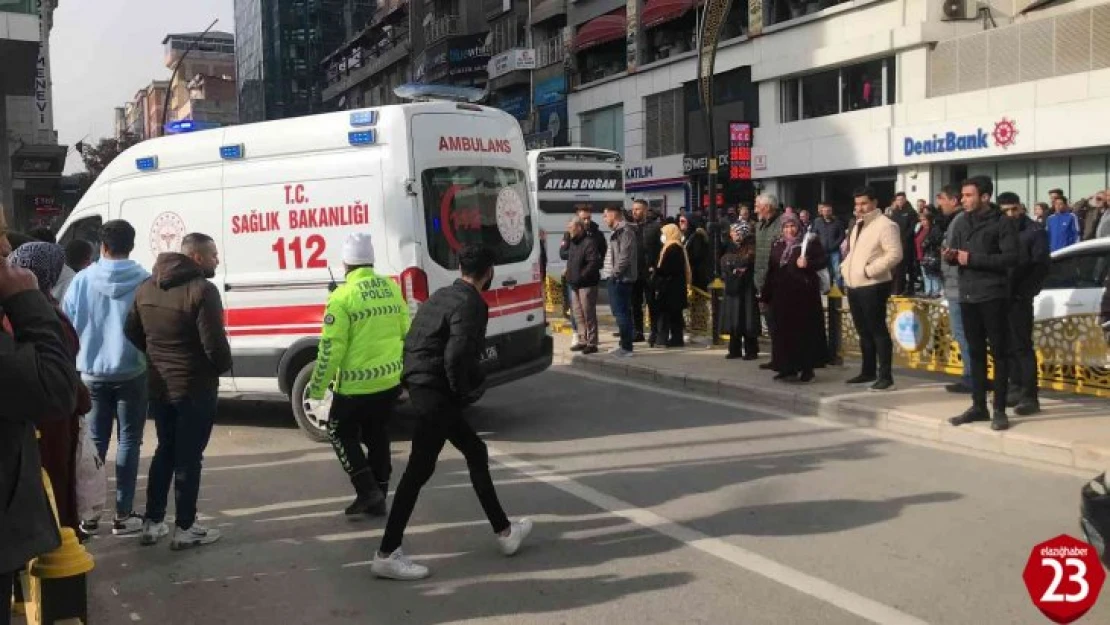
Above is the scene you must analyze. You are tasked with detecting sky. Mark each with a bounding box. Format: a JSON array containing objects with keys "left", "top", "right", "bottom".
[{"left": 52, "top": 0, "right": 236, "bottom": 174}]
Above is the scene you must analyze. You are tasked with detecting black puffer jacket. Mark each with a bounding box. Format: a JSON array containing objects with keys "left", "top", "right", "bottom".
[
  {"left": 641, "top": 215, "right": 663, "bottom": 275},
  {"left": 402, "top": 279, "right": 488, "bottom": 402},
  {"left": 0, "top": 289, "right": 79, "bottom": 573},
  {"left": 1011, "top": 215, "right": 1050, "bottom": 301},
  {"left": 565, "top": 232, "right": 602, "bottom": 288},
  {"left": 947, "top": 204, "right": 1021, "bottom": 304},
  {"left": 559, "top": 221, "right": 606, "bottom": 262}
]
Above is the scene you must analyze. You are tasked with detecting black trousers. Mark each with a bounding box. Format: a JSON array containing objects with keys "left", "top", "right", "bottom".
[
  {"left": 379, "top": 387, "right": 510, "bottom": 554},
  {"left": 1, "top": 570, "right": 15, "bottom": 625},
  {"left": 847, "top": 282, "right": 894, "bottom": 381},
  {"left": 1008, "top": 297, "right": 1038, "bottom": 401},
  {"left": 645, "top": 278, "right": 661, "bottom": 340},
  {"left": 327, "top": 387, "right": 398, "bottom": 483},
  {"left": 961, "top": 299, "right": 1011, "bottom": 411},
  {"left": 658, "top": 308, "right": 685, "bottom": 346},
  {"left": 728, "top": 332, "right": 759, "bottom": 358},
  {"left": 631, "top": 279, "right": 647, "bottom": 337}
]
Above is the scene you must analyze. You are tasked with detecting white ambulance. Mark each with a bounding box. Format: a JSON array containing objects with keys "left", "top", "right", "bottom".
[{"left": 57, "top": 94, "right": 553, "bottom": 441}]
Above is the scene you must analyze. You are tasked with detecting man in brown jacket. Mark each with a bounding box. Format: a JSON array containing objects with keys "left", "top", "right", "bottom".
[
  {"left": 842, "top": 186, "right": 903, "bottom": 392},
  {"left": 126, "top": 232, "right": 231, "bottom": 551}
]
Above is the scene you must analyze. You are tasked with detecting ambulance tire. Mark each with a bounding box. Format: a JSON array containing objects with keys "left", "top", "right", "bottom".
[{"left": 291, "top": 361, "right": 330, "bottom": 443}]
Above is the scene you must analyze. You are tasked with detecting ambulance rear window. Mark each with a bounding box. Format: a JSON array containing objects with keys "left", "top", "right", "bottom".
[{"left": 422, "top": 166, "right": 535, "bottom": 269}]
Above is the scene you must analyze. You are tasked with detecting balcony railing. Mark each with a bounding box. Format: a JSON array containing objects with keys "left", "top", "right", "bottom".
[
  {"left": 424, "top": 15, "right": 460, "bottom": 46},
  {"left": 535, "top": 37, "right": 565, "bottom": 69}
]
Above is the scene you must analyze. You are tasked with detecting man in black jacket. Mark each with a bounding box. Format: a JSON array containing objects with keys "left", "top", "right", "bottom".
[
  {"left": 373, "top": 245, "right": 532, "bottom": 581},
  {"left": 946, "top": 177, "right": 1020, "bottom": 431},
  {"left": 813, "top": 202, "right": 846, "bottom": 287},
  {"left": 889, "top": 192, "right": 918, "bottom": 295},
  {"left": 637, "top": 203, "right": 664, "bottom": 345},
  {"left": 629, "top": 200, "right": 654, "bottom": 342},
  {"left": 999, "top": 193, "right": 1050, "bottom": 416},
  {"left": 565, "top": 218, "right": 603, "bottom": 354},
  {"left": 559, "top": 206, "right": 606, "bottom": 347},
  {"left": 0, "top": 259, "right": 79, "bottom": 616}
]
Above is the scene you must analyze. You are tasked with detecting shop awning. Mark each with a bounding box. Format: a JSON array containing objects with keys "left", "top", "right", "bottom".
[
  {"left": 574, "top": 9, "right": 627, "bottom": 52},
  {"left": 642, "top": 0, "right": 696, "bottom": 29}
]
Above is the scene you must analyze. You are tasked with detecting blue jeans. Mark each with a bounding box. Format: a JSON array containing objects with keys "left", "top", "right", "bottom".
[
  {"left": 827, "top": 250, "right": 843, "bottom": 288},
  {"left": 564, "top": 280, "right": 578, "bottom": 333},
  {"left": 87, "top": 373, "right": 149, "bottom": 517},
  {"left": 920, "top": 268, "right": 942, "bottom": 297},
  {"left": 145, "top": 391, "right": 217, "bottom": 530},
  {"left": 608, "top": 280, "right": 634, "bottom": 351},
  {"left": 947, "top": 298, "right": 972, "bottom": 385}
]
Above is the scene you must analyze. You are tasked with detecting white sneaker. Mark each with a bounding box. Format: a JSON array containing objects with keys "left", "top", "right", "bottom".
[
  {"left": 112, "top": 513, "right": 144, "bottom": 536},
  {"left": 170, "top": 523, "right": 222, "bottom": 551},
  {"left": 140, "top": 520, "right": 169, "bottom": 546},
  {"left": 607, "top": 348, "right": 633, "bottom": 358},
  {"left": 80, "top": 515, "right": 102, "bottom": 536},
  {"left": 570, "top": 332, "right": 580, "bottom": 346},
  {"left": 371, "top": 548, "right": 430, "bottom": 580},
  {"left": 498, "top": 518, "right": 533, "bottom": 556}
]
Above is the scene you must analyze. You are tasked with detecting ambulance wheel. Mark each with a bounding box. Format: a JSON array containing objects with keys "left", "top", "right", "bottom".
[{"left": 291, "top": 361, "right": 330, "bottom": 443}]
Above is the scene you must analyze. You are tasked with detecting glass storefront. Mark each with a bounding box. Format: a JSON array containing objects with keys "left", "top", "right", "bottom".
[{"left": 933, "top": 153, "right": 1110, "bottom": 206}]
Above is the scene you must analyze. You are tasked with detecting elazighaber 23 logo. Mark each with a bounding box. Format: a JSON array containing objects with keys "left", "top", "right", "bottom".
[{"left": 1023, "top": 534, "right": 1105, "bottom": 623}]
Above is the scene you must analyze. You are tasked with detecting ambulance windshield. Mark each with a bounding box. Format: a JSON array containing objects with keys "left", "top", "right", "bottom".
[{"left": 422, "top": 166, "right": 535, "bottom": 269}]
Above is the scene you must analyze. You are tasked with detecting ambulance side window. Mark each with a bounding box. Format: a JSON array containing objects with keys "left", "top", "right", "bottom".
[{"left": 58, "top": 216, "right": 104, "bottom": 262}]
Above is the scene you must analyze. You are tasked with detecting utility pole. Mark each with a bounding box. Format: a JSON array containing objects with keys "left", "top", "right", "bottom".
[{"left": 161, "top": 19, "right": 219, "bottom": 135}]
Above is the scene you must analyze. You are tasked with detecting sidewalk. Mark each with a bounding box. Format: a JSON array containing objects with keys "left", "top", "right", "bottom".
[{"left": 551, "top": 330, "right": 1110, "bottom": 473}]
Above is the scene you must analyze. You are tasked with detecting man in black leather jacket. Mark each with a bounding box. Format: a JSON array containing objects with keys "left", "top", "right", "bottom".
[{"left": 372, "top": 245, "right": 532, "bottom": 581}]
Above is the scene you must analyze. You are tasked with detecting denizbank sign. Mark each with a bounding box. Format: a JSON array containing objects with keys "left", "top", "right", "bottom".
[{"left": 893, "top": 116, "right": 1026, "bottom": 165}]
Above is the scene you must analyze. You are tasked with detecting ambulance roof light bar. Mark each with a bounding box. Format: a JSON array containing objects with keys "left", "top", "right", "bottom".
[{"left": 393, "top": 83, "right": 487, "bottom": 104}]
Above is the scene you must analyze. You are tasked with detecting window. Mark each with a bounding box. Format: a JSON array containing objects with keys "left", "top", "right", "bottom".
[
  {"left": 58, "top": 216, "right": 104, "bottom": 262},
  {"left": 422, "top": 167, "right": 535, "bottom": 269},
  {"left": 580, "top": 106, "right": 624, "bottom": 155},
  {"left": 780, "top": 57, "right": 895, "bottom": 122},
  {"left": 644, "top": 89, "right": 684, "bottom": 158},
  {"left": 1043, "top": 252, "right": 1110, "bottom": 290}
]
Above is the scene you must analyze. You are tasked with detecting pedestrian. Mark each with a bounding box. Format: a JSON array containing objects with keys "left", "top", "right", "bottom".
[
  {"left": 719, "top": 222, "right": 760, "bottom": 360},
  {"left": 655, "top": 223, "right": 691, "bottom": 347},
  {"left": 842, "top": 186, "right": 903, "bottom": 392},
  {"left": 603, "top": 205, "right": 639, "bottom": 357},
  {"left": 372, "top": 245, "right": 532, "bottom": 581},
  {"left": 126, "top": 232, "right": 232, "bottom": 550},
  {"left": 936, "top": 185, "right": 973, "bottom": 393},
  {"left": 1080, "top": 191, "right": 1107, "bottom": 241},
  {"left": 946, "top": 176, "right": 1020, "bottom": 431},
  {"left": 629, "top": 200, "right": 653, "bottom": 343},
  {"left": 916, "top": 212, "right": 943, "bottom": 298},
  {"left": 0, "top": 250, "right": 80, "bottom": 623},
  {"left": 64, "top": 239, "right": 95, "bottom": 274},
  {"left": 754, "top": 193, "right": 783, "bottom": 369},
  {"left": 1033, "top": 202, "right": 1049, "bottom": 225},
  {"left": 762, "top": 215, "right": 828, "bottom": 382},
  {"left": 799, "top": 209, "right": 812, "bottom": 230},
  {"left": 678, "top": 213, "right": 712, "bottom": 292},
  {"left": 62, "top": 220, "right": 151, "bottom": 536},
  {"left": 889, "top": 192, "right": 918, "bottom": 296},
  {"left": 1046, "top": 195, "right": 1079, "bottom": 252},
  {"left": 813, "top": 202, "right": 845, "bottom": 288},
  {"left": 999, "top": 193, "right": 1049, "bottom": 416},
  {"left": 308, "top": 233, "right": 408, "bottom": 519},
  {"left": 638, "top": 204, "right": 664, "bottom": 346},
  {"left": 5, "top": 242, "right": 87, "bottom": 535},
  {"left": 560, "top": 206, "right": 606, "bottom": 349},
  {"left": 564, "top": 217, "right": 602, "bottom": 354}
]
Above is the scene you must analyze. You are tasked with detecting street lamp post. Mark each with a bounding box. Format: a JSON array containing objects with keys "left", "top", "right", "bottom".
[
  {"left": 696, "top": 0, "right": 731, "bottom": 345},
  {"left": 161, "top": 18, "right": 219, "bottom": 136}
]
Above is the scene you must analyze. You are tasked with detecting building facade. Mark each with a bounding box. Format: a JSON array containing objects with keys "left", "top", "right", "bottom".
[
  {"left": 163, "top": 30, "right": 239, "bottom": 130},
  {"left": 1, "top": 0, "right": 65, "bottom": 231},
  {"left": 568, "top": 0, "right": 1110, "bottom": 219},
  {"left": 235, "top": 0, "right": 366, "bottom": 123}
]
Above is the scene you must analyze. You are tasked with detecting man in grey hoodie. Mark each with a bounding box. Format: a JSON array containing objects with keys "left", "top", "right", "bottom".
[
  {"left": 62, "top": 220, "right": 151, "bottom": 536},
  {"left": 935, "top": 185, "right": 972, "bottom": 394}
]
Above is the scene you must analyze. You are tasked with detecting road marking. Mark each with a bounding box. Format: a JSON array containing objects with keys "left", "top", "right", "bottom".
[
  {"left": 488, "top": 444, "right": 930, "bottom": 625},
  {"left": 129, "top": 613, "right": 142, "bottom": 621},
  {"left": 221, "top": 496, "right": 350, "bottom": 517}
]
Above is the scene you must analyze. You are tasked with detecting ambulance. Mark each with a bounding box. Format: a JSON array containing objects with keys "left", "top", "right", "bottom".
[{"left": 57, "top": 90, "right": 553, "bottom": 441}]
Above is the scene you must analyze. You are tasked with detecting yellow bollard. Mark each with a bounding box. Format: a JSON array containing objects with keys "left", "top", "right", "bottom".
[{"left": 22, "top": 464, "right": 95, "bottom": 625}]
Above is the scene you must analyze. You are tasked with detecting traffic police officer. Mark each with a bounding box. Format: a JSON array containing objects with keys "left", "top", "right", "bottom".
[{"left": 309, "top": 233, "right": 410, "bottom": 518}]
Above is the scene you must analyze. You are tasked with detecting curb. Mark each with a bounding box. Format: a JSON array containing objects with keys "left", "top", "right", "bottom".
[{"left": 556, "top": 351, "right": 1108, "bottom": 474}]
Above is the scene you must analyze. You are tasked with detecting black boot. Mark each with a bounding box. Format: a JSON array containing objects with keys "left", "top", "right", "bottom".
[
  {"left": 345, "top": 470, "right": 385, "bottom": 518},
  {"left": 948, "top": 405, "right": 989, "bottom": 427},
  {"left": 370, "top": 480, "right": 390, "bottom": 517},
  {"left": 991, "top": 409, "right": 1010, "bottom": 431},
  {"left": 1014, "top": 396, "right": 1040, "bottom": 416}
]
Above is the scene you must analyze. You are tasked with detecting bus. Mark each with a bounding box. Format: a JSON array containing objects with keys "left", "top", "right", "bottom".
[{"left": 527, "top": 147, "right": 625, "bottom": 274}]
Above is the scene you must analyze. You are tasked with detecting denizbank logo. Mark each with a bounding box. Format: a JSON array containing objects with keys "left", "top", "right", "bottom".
[{"left": 903, "top": 117, "right": 1019, "bottom": 157}]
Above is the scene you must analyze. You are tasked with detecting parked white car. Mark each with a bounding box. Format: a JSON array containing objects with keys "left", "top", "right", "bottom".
[{"left": 1033, "top": 238, "right": 1110, "bottom": 322}]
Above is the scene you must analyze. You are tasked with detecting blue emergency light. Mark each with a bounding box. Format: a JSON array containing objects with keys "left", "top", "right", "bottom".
[
  {"left": 348, "top": 130, "right": 377, "bottom": 146},
  {"left": 165, "top": 119, "right": 220, "bottom": 134},
  {"left": 349, "top": 110, "right": 378, "bottom": 126},
  {"left": 220, "top": 144, "right": 245, "bottom": 160},
  {"left": 135, "top": 156, "right": 158, "bottom": 171}
]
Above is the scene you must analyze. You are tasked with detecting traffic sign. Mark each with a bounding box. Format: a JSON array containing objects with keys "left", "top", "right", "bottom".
[{"left": 1022, "top": 534, "right": 1105, "bottom": 623}]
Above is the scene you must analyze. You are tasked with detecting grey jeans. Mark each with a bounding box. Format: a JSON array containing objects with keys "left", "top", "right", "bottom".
[{"left": 572, "top": 286, "right": 599, "bottom": 347}]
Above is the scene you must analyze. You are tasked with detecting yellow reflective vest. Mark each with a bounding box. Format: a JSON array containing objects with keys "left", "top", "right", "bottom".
[{"left": 308, "top": 267, "right": 409, "bottom": 399}]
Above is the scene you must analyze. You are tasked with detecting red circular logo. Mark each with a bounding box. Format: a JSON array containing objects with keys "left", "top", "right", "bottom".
[
  {"left": 1023, "top": 534, "right": 1105, "bottom": 623},
  {"left": 149, "top": 211, "right": 187, "bottom": 257},
  {"left": 993, "top": 117, "right": 1019, "bottom": 149}
]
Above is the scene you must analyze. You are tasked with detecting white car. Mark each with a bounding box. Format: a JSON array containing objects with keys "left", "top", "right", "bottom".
[{"left": 1034, "top": 238, "right": 1110, "bottom": 322}]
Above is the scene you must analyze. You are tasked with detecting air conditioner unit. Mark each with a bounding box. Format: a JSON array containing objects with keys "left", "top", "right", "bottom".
[{"left": 942, "top": 0, "right": 969, "bottom": 20}]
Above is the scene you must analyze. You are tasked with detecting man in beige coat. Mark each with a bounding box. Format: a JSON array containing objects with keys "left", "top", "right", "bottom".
[{"left": 842, "top": 186, "right": 903, "bottom": 392}]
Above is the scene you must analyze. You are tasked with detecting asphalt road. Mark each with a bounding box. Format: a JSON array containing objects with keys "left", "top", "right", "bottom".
[{"left": 81, "top": 366, "right": 1109, "bottom": 625}]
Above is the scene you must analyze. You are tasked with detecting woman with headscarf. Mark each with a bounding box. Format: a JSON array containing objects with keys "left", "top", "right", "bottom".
[
  {"left": 653, "top": 223, "right": 691, "bottom": 348},
  {"left": 719, "top": 222, "right": 760, "bottom": 360},
  {"left": 761, "top": 215, "right": 829, "bottom": 382},
  {"left": 4, "top": 242, "right": 89, "bottom": 533}
]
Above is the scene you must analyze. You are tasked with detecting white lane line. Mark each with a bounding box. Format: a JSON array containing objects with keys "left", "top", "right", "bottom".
[
  {"left": 488, "top": 446, "right": 930, "bottom": 625},
  {"left": 129, "top": 612, "right": 142, "bottom": 621}
]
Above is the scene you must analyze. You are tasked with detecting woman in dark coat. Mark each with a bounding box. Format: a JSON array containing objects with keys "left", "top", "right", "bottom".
[
  {"left": 761, "top": 215, "right": 829, "bottom": 382},
  {"left": 654, "top": 223, "right": 691, "bottom": 348},
  {"left": 720, "top": 222, "right": 760, "bottom": 360},
  {"left": 678, "top": 213, "right": 712, "bottom": 291}
]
